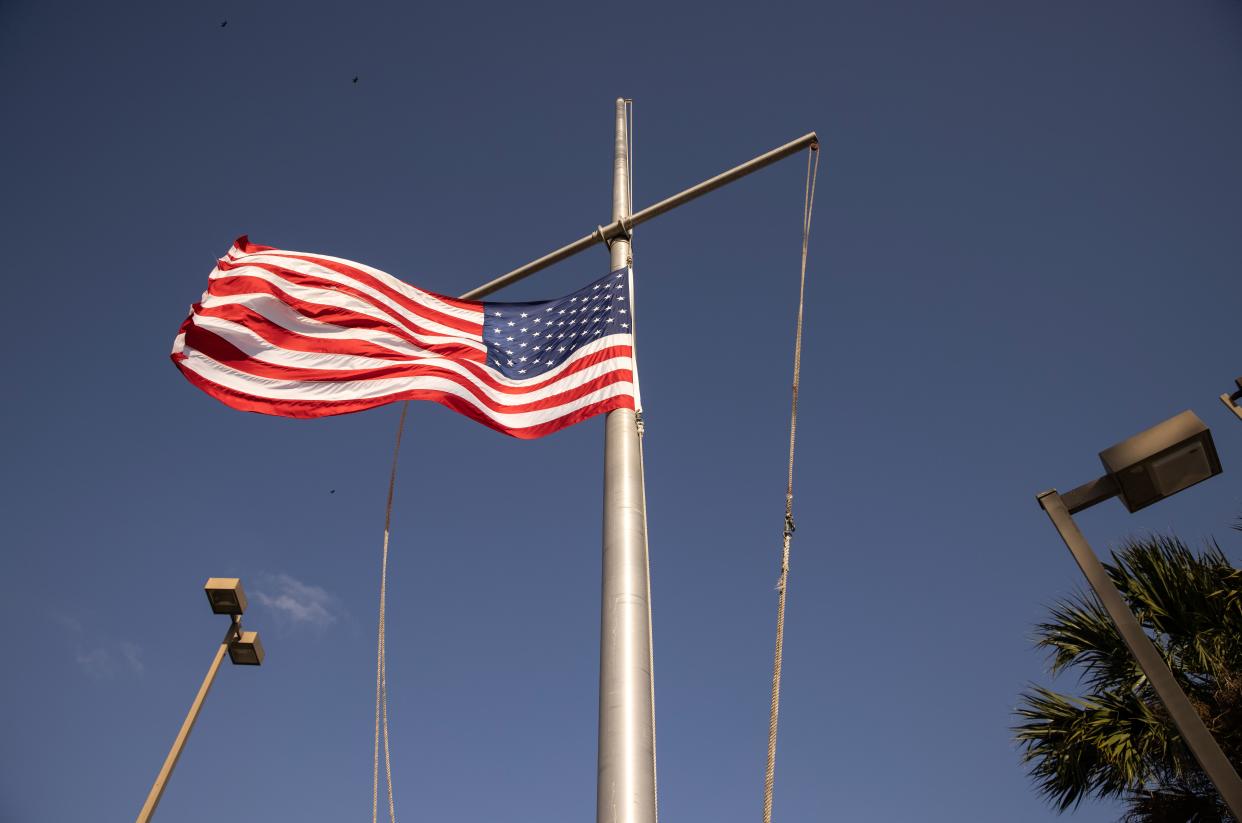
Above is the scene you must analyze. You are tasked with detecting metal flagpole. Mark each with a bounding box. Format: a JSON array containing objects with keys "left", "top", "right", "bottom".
[
  {"left": 597, "top": 97, "right": 657, "bottom": 823},
  {"left": 448, "top": 106, "right": 817, "bottom": 822}
]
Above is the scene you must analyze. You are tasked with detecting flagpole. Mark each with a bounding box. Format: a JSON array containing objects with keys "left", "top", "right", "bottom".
[{"left": 597, "top": 97, "right": 657, "bottom": 823}]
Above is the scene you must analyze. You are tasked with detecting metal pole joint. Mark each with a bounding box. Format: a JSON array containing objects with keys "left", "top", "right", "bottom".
[{"left": 597, "top": 219, "right": 633, "bottom": 249}]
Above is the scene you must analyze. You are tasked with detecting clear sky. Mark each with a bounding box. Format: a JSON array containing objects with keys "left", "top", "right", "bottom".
[{"left": 3, "top": 2, "right": 1241, "bottom": 821}]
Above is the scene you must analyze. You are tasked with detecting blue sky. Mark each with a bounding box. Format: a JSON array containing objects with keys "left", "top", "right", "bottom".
[{"left": 3, "top": 2, "right": 1241, "bottom": 821}]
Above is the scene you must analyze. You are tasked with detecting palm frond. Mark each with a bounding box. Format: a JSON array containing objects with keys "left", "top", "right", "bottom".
[
  {"left": 1016, "top": 533, "right": 1242, "bottom": 820},
  {"left": 1015, "top": 685, "right": 1170, "bottom": 810},
  {"left": 1035, "top": 592, "right": 1144, "bottom": 689}
]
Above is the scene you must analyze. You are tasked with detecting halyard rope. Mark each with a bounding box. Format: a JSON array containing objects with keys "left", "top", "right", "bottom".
[
  {"left": 762, "top": 144, "right": 819, "bottom": 823},
  {"left": 373, "top": 401, "right": 407, "bottom": 823},
  {"left": 621, "top": 98, "right": 660, "bottom": 823}
]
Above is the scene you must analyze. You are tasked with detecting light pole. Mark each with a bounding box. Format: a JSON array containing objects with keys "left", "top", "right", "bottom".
[
  {"left": 135, "top": 578, "right": 265, "bottom": 823},
  {"left": 1035, "top": 410, "right": 1242, "bottom": 817}
]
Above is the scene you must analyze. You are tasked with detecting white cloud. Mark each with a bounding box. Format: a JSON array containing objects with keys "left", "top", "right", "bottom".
[
  {"left": 252, "top": 573, "right": 340, "bottom": 627},
  {"left": 76, "top": 647, "right": 114, "bottom": 679},
  {"left": 59, "top": 608, "right": 144, "bottom": 679},
  {"left": 74, "top": 641, "right": 144, "bottom": 679},
  {"left": 120, "top": 641, "right": 144, "bottom": 675},
  {"left": 52, "top": 612, "right": 83, "bottom": 634}
]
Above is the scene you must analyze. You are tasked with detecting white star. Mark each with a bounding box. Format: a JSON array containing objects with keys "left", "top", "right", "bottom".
[
  {"left": 518, "top": 369, "right": 527, "bottom": 374},
  {"left": 558, "top": 347, "right": 566, "bottom": 352},
  {"left": 508, "top": 321, "right": 516, "bottom": 326},
  {"left": 507, "top": 336, "right": 514, "bottom": 342},
  {"left": 545, "top": 307, "right": 554, "bottom": 312},
  {"left": 570, "top": 297, "right": 578, "bottom": 302},
  {"left": 493, "top": 328, "right": 501, "bottom": 333},
  {"left": 532, "top": 317, "right": 541, "bottom": 324},
  {"left": 519, "top": 356, "right": 527, "bottom": 362},
  {"left": 520, "top": 328, "right": 528, "bottom": 333},
  {"left": 619, "top": 309, "right": 627, "bottom": 314},
  {"left": 519, "top": 342, "right": 528, "bottom": 348},
  {"left": 493, "top": 311, "right": 502, "bottom": 317},
  {"left": 520, "top": 312, "right": 528, "bottom": 318},
  {"left": 533, "top": 331, "right": 540, "bottom": 337},
  {"left": 558, "top": 309, "right": 566, "bottom": 315},
  {"left": 621, "top": 323, "right": 630, "bottom": 329},
  {"left": 606, "top": 317, "right": 615, "bottom": 323},
  {"left": 507, "top": 359, "right": 514, "bottom": 365}
]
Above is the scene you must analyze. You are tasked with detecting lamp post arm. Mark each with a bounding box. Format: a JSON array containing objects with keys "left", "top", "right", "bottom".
[
  {"left": 459, "top": 132, "right": 819, "bottom": 300},
  {"left": 1036, "top": 490, "right": 1242, "bottom": 817},
  {"left": 1221, "top": 381, "right": 1242, "bottom": 421},
  {"left": 1058, "top": 474, "right": 1119, "bottom": 514},
  {"left": 135, "top": 618, "right": 241, "bottom": 823}
]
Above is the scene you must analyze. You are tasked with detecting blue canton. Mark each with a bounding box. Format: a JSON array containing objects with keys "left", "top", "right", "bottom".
[{"left": 481, "top": 269, "right": 631, "bottom": 379}]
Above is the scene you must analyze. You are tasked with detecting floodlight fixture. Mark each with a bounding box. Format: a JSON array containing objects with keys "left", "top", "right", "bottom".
[
  {"left": 228, "top": 630, "right": 264, "bottom": 666},
  {"left": 1221, "top": 377, "right": 1242, "bottom": 421},
  {"left": 204, "top": 577, "right": 247, "bottom": 615},
  {"left": 1060, "top": 410, "right": 1222, "bottom": 514},
  {"left": 1035, "top": 410, "right": 1240, "bottom": 816}
]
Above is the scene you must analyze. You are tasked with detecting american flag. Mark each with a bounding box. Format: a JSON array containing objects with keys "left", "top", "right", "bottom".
[{"left": 171, "top": 237, "right": 638, "bottom": 438}]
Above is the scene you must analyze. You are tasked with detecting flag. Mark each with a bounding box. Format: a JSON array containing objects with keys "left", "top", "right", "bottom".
[{"left": 171, "top": 237, "right": 638, "bottom": 439}]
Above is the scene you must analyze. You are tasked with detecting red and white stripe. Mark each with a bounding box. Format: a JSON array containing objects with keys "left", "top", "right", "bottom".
[{"left": 171, "top": 237, "right": 636, "bottom": 438}]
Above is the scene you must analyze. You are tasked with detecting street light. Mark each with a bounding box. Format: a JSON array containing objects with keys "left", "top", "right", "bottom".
[
  {"left": 1220, "top": 377, "right": 1242, "bottom": 421},
  {"left": 135, "top": 578, "right": 264, "bottom": 823},
  {"left": 204, "top": 576, "right": 247, "bottom": 614},
  {"left": 1035, "top": 410, "right": 1241, "bottom": 818}
]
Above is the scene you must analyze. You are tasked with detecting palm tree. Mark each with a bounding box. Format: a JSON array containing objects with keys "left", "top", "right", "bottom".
[{"left": 1014, "top": 534, "right": 1242, "bottom": 822}]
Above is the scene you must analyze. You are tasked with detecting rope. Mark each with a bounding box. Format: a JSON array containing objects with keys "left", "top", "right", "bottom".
[
  {"left": 761, "top": 144, "right": 819, "bottom": 823},
  {"left": 625, "top": 98, "right": 634, "bottom": 224},
  {"left": 634, "top": 422, "right": 659, "bottom": 823},
  {"left": 373, "top": 401, "right": 407, "bottom": 823},
  {"left": 633, "top": 310, "right": 658, "bottom": 823},
  {"left": 626, "top": 101, "right": 657, "bottom": 819}
]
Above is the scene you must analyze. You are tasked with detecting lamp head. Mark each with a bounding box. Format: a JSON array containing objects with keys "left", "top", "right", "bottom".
[
  {"left": 1098, "top": 410, "right": 1222, "bottom": 513},
  {"left": 228, "top": 630, "right": 264, "bottom": 666},
  {"left": 204, "top": 578, "right": 247, "bottom": 616}
]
